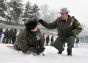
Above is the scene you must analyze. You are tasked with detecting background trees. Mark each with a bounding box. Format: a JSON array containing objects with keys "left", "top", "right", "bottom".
[
  {"left": 7, "top": 1, "right": 22, "bottom": 23},
  {"left": 0, "top": 0, "right": 7, "bottom": 17},
  {"left": 32, "top": 4, "right": 40, "bottom": 20},
  {"left": 22, "top": 2, "right": 39, "bottom": 22},
  {"left": 40, "top": 5, "right": 57, "bottom": 22},
  {"left": 0, "top": 0, "right": 57, "bottom": 24}
]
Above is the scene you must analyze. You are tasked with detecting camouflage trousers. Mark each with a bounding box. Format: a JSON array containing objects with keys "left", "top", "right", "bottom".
[{"left": 53, "top": 36, "right": 75, "bottom": 52}]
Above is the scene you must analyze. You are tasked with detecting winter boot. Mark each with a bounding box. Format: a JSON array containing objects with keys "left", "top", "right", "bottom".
[
  {"left": 67, "top": 48, "right": 72, "bottom": 56},
  {"left": 58, "top": 51, "right": 62, "bottom": 54}
]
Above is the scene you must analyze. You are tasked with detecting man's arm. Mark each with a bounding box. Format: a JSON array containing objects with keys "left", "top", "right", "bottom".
[
  {"left": 72, "top": 19, "right": 82, "bottom": 36},
  {"left": 16, "top": 30, "right": 29, "bottom": 53},
  {"left": 39, "top": 19, "right": 57, "bottom": 29}
]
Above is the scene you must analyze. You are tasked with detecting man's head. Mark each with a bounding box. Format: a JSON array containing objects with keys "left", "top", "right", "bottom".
[
  {"left": 25, "top": 19, "right": 38, "bottom": 32},
  {"left": 59, "top": 8, "right": 70, "bottom": 20}
]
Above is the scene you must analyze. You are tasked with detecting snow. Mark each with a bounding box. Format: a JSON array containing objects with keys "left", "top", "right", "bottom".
[{"left": 0, "top": 44, "right": 88, "bottom": 63}]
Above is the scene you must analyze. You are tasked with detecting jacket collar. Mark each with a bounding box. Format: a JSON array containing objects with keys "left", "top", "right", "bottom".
[{"left": 58, "top": 15, "right": 72, "bottom": 22}]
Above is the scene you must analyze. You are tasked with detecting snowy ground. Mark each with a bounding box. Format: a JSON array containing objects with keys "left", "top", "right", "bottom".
[{"left": 0, "top": 44, "right": 88, "bottom": 63}]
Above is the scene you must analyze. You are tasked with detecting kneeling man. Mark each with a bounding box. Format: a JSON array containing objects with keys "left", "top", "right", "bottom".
[{"left": 39, "top": 8, "right": 82, "bottom": 56}]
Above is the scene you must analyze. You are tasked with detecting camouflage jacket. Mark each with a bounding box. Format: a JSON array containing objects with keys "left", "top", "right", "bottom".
[
  {"left": 16, "top": 28, "right": 44, "bottom": 52},
  {"left": 40, "top": 15, "right": 82, "bottom": 37}
]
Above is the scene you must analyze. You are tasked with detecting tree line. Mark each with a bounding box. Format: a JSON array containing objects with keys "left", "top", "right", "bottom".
[{"left": 0, "top": 0, "right": 40, "bottom": 24}]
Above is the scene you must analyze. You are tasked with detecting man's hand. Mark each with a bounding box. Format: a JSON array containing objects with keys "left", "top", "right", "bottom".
[
  {"left": 38, "top": 19, "right": 44, "bottom": 23},
  {"left": 37, "top": 47, "right": 45, "bottom": 54}
]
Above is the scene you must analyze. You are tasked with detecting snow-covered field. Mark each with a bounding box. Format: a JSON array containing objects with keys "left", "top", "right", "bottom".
[{"left": 0, "top": 44, "right": 88, "bottom": 63}]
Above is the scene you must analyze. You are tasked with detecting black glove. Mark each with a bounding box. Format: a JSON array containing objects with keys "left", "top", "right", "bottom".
[
  {"left": 22, "top": 48, "right": 29, "bottom": 54},
  {"left": 65, "top": 30, "right": 74, "bottom": 37},
  {"left": 22, "top": 50, "right": 28, "bottom": 54},
  {"left": 37, "top": 47, "right": 45, "bottom": 54},
  {"left": 38, "top": 19, "right": 44, "bottom": 23}
]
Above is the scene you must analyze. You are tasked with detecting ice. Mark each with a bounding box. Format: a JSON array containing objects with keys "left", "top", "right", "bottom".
[{"left": 0, "top": 44, "right": 88, "bottom": 63}]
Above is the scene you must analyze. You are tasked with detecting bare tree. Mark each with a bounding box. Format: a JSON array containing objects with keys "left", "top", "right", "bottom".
[
  {"left": 39, "top": 4, "right": 50, "bottom": 22},
  {"left": 47, "top": 11, "right": 57, "bottom": 22},
  {"left": 40, "top": 4, "right": 57, "bottom": 22}
]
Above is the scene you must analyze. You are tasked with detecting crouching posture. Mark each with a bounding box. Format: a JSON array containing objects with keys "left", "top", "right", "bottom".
[
  {"left": 14, "top": 19, "right": 45, "bottom": 55},
  {"left": 39, "top": 8, "right": 82, "bottom": 56}
]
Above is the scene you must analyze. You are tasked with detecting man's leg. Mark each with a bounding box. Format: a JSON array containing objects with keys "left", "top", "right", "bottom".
[
  {"left": 6, "top": 37, "right": 9, "bottom": 44},
  {"left": 46, "top": 40, "right": 48, "bottom": 46},
  {"left": 76, "top": 43, "right": 78, "bottom": 48},
  {"left": 12, "top": 37, "right": 15, "bottom": 44},
  {"left": 75, "top": 43, "right": 77, "bottom": 48},
  {"left": 53, "top": 37, "right": 64, "bottom": 54},
  {"left": 2, "top": 37, "right": 6, "bottom": 43},
  {"left": 9, "top": 37, "right": 11, "bottom": 44},
  {"left": 51, "top": 41, "right": 53, "bottom": 46},
  {"left": 9, "top": 37, "right": 12, "bottom": 44},
  {"left": 66, "top": 36, "right": 75, "bottom": 56}
]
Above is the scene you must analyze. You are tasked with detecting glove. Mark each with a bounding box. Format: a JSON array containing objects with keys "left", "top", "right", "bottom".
[
  {"left": 38, "top": 19, "right": 44, "bottom": 23},
  {"left": 22, "top": 50, "right": 31, "bottom": 55},
  {"left": 22, "top": 50, "right": 28, "bottom": 54},
  {"left": 37, "top": 47, "right": 45, "bottom": 54},
  {"left": 65, "top": 30, "right": 74, "bottom": 37},
  {"left": 22, "top": 48, "right": 29, "bottom": 54}
]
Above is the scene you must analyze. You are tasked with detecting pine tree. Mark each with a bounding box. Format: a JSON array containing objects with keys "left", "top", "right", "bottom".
[
  {"left": 0, "top": 0, "right": 6, "bottom": 17},
  {"left": 8, "top": 1, "right": 22, "bottom": 23},
  {"left": 23, "top": 1, "right": 33, "bottom": 22},
  {"left": 32, "top": 4, "right": 40, "bottom": 19}
]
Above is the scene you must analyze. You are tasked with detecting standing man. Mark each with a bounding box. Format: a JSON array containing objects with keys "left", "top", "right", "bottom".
[
  {"left": 9, "top": 28, "right": 14, "bottom": 44},
  {"left": 12, "top": 29, "right": 17, "bottom": 44},
  {"left": 51, "top": 35, "right": 54, "bottom": 46},
  {"left": 39, "top": 8, "right": 82, "bottom": 56},
  {"left": 75, "top": 37, "right": 79, "bottom": 48},
  {"left": 46, "top": 35, "right": 50, "bottom": 46},
  {"left": 2, "top": 28, "right": 9, "bottom": 44}
]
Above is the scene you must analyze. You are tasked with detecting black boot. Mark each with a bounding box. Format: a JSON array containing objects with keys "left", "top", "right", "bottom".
[
  {"left": 58, "top": 51, "right": 62, "bottom": 54},
  {"left": 67, "top": 52, "right": 72, "bottom": 56},
  {"left": 67, "top": 48, "right": 72, "bottom": 56}
]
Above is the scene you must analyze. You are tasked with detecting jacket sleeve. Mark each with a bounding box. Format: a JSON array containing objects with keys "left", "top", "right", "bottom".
[
  {"left": 40, "top": 20, "right": 57, "bottom": 29},
  {"left": 72, "top": 19, "right": 82, "bottom": 36}
]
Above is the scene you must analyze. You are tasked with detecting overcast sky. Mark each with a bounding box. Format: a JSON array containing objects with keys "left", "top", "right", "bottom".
[{"left": 19, "top": 0, "right": 88, "bottom": 25}]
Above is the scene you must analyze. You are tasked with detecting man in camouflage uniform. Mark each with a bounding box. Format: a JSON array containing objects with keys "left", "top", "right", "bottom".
[
  {"left": 14, "top": 19, "right": 45, "bottom": 54},
  {"left": 2, "top": 28, "right": 9, "bottom": 44},
  {"left": 9, "top": 28, "right": 14, "bottom": 43},
  {"left": 12, "top": 29, "right": 17, "bottom": 44},
  {"left": 39, "top": 8, "right": 82, "bottom": 56}
]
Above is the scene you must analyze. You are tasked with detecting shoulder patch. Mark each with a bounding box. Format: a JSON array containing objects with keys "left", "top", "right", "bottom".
[
  {"left": 70, "top": 18, "right": 75, "bottom": 26},
  {"left": 77, "top": 25, "right": 81, "bottom": 28}
]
